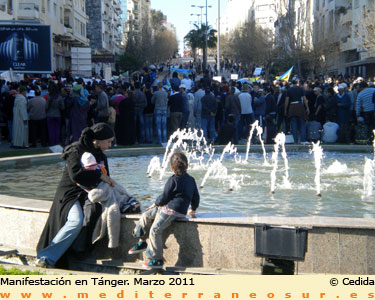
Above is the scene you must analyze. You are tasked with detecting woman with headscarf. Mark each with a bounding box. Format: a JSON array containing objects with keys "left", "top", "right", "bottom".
[
  {"left": 36, "top": 123, "right": 115, "bottom": 268},
  {"left": 46, "top": 83, "right": 65, "bottom": 146},
  {"left": 117, "top": 89, "right": 136, "bottom": 145},
  {"left": 70, "top": 83, "right": 90, "bottom": 143}
]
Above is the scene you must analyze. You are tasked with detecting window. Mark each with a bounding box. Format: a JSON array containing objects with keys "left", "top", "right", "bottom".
[
  {"left": 47, "top": 0, "right": 50, "bottom": 13},
  {"left": 363, "top": 5, "right": 367, "bottom": 17},
  {"left": 354, "top": 0, "right": 359, "bottom": 9},
  {"left": 256, "top": 17, "right": 268, "bottom": 24},
  {"left": 316, "top": 0, "right": 319, "bottom": 10},
  {"left": 60, "top": 7, "right": 63, "bottom": 23},
  {"left": 329, "top": 10, "right": 333, "bottom": 33},
  {"left": 80, "top": 22, "right": 86, "bottom": 36},
  {"left": 0, "top": 0, "right": 5, "bottom": 11},
  {"left": 53, "top": 3, "right": 56, "bottom": 16},
  {"left": 256, "top": 4, "right": 268, "bottom": 11}
]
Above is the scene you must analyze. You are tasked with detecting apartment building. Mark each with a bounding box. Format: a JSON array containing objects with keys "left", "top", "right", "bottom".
[
  {"left": 221, "top": 0, "right": 277, "bottom": 34},
  {"left": 274, "top": 0, "right": 314, "bottom": 55},
  {"left": 86, "top": 0, "right": 123, "bottom": 55},
  {"left": 125, "top": 0, "right": 150, "bottom": 35},
  {"left": 313, "top": 0, "right": 375, "bottom": 77},
  {"left": 0, "top": 0, "right": 89, "bottom": 71}
]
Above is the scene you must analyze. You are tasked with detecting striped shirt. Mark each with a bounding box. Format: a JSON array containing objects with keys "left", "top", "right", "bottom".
[{"left": 356, "top": 88, "right": 375, "bottom": 115}]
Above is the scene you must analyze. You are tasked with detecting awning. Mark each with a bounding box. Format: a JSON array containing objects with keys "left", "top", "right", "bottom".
[{"left": 346, "top": 57, "right": 375, "bottom": 67}]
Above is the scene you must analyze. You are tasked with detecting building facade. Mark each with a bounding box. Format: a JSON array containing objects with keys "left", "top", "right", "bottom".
[
  {"left": 0, "top": 0, "right": 89, "bottom": 71},
  {"left": 313, "top": 0, "right": 375, "bottom": 77},
  {"left": 221, "top": 0, "right": 278, "bottom": 35}
]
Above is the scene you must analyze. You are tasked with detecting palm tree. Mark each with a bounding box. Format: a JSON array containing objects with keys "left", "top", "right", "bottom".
[{"left": 184, "top": 24, "right": 217, "bottom": 70}]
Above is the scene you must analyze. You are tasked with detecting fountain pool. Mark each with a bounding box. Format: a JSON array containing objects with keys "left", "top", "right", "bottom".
[{"left": 0, "top": 150, "right": 374, "bottom": 218}]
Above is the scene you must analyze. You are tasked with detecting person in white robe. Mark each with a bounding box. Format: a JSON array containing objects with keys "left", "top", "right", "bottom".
[{"left": 12, "top": 86, "right": 29, "bottom": 148}]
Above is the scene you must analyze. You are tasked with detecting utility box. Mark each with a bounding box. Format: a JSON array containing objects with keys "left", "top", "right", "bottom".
[
  {"left": 71, "top": 47, "right": 92, "bottom": 78},
  {"left": 254, "top": 224, "right": 309, "bottom": 275}
]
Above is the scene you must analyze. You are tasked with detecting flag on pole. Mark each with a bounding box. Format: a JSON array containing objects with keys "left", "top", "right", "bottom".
[{"left": 275, "top": 66, "right": 294, "bottom": 81}]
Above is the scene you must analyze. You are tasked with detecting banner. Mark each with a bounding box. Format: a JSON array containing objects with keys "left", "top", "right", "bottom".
[
  {"left": 0, "top": 24, "right": 52, "bottom": 73},
  {"left": 1, "top": 275, "right": 375, "bottom": 300},
  {"left": 253, "top": 67, "right": 263, "bottom": 76},
  {"left": 92, "top": 54, "right": 115, "bottom": 63},
  {"left": 170, "top": 67, "right": 190, "bottom": 79}
]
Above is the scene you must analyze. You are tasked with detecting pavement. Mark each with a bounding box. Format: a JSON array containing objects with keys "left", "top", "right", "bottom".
[{"left": 0, "top": 140, "right": 49, "bottom": 154}]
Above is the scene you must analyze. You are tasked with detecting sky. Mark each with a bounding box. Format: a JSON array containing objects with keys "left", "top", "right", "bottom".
[{"left": 151, "top": 0, "right": 227, "bottom": 54}]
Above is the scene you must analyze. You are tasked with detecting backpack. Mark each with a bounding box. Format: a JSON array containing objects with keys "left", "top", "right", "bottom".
[{"left": 119, "top": 197, "right": 141, "bottom": 214}]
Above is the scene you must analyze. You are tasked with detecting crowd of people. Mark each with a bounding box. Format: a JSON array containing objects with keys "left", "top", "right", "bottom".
[{"left": 1, "top": 66, "right": 375, "bottom": 149}]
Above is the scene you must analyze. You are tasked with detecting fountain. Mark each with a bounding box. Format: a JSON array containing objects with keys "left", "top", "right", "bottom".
[
  {"left": 2, "top": 126, "right": 375, "bottom": 274},
  {"left": 1, "top": 125, "right": 375, "bottom": 218}
]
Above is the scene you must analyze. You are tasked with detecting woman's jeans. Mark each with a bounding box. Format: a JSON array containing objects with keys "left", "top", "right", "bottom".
[
  {"left": 144, "top": 113, "right": 153, "bottom": 143},
  {"left": 154, "top": 110, "right": 167, "bottom": 143},
  {"left": 134, "top": 111, "right": 145, "bottom": 143},
  {"left": 133, "top": 207, "right": 177, "bottom": 260},
  {"left": 37, "top": 200, "right": 83, "bottom": 266}
]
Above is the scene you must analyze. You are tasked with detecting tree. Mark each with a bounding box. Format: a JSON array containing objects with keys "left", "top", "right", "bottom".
[
  {"left": 354, "top": 6, "right": 375, "bottom": 54},
  {"left": 220, "top": 21, "right": 275, "bottom": 76},
  {"left": 184, "top": 24, "right": 217, "bottom": 70},
  {"left": 117, "top": 9, "right": 178, "bottom": 72}
]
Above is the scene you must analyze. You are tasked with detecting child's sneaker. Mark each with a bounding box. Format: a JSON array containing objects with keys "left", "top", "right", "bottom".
[
  {"left": 128, "top": 241, "right": 147, "bottom": 254},
  {"left": 143, "top": 259, "right": 164, "bottom": 269}
]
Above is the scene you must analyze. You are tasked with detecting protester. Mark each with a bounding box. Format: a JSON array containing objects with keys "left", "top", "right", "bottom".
[
  {"left": 28, "top": 89, "right": 47, "bottom": 147},
  {"left": 36, "top": 123, "right": 115, "bottom": 268},
  {"left": 12, "top": 86, "right": 29, "bottom": 148}
]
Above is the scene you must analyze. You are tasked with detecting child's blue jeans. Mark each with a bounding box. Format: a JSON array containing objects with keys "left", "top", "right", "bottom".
[{"left": 133, "top": 207, "right": 177, "bottom": 260}]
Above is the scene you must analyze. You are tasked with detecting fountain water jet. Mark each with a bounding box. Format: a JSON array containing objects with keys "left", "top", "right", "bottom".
[{"left": 311, "top": 141, "right": 324, "bottom": 197}]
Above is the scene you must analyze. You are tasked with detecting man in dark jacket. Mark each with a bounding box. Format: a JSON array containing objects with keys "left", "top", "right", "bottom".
[
  {"left": 225, "top": 87, "right": 241, "bottom": 143},
  {"left": 168, "top": 85, "right": 184, "bottom": 133},
  {"left": 201, "top": 86, "right": 218, "bottom": 142},
  {"left": 95, "top": 84, "right": 109, "bottom": 123},
  {"left": 264, "top": 86, "right": 277, "bottom": 144}
]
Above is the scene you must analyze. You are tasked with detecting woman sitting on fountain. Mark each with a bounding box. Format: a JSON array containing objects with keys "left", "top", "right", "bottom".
[
  {"left": 128, "top": 151, "right": 200, "bottom": 269},
  {"left": 35, "top": 123, "right": 115, "bottom": 268}
]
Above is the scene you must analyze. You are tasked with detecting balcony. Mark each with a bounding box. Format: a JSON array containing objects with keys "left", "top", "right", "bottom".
[
  {"left": 339, "top": 8, "right": 352, "bottom": 25},
  {"left": 114, "top": 2, "right": 122, "bottom": 13},
  {"left": 340, "top": 37, "right": 354, "bottom": 52},
  {"left": 18, "top": 2, "right": 39, "bottom": 19},
  {"left": 60, "top": 26, "right": 88, "bottom": 46},
  {"left": 65, "top": 0, "right": 72, "bottom": 9}
]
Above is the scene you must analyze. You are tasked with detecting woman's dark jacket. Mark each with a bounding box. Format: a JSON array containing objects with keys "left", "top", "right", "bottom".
[{"left": 36, "top": 138, "right": 109, "bottom": 264}]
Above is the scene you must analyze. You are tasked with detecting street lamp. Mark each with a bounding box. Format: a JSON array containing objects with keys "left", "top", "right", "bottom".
[
  {"left": 190, "top": 13, "right": 201, "bottom": 24},
  {"left": 217, "top": 0, "right": 220, "bottom": 75},
  {"left": 191, "top": 5, "right": 206, "bottom": 26},
  {"left": 192, "top": 2, "right": 212, "bottom": 71}
]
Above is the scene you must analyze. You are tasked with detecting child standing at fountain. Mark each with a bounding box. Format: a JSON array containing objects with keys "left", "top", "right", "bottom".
[{"left": 128, "top": 151, "right": 200, "bottom": 268}]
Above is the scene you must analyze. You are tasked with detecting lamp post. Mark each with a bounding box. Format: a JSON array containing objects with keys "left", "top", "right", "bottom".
[
  {"left": 217, "top": 0, "right": 220, "bottom": 76},
  {"left": 204, "top": 0, "right": 209, "bottom": 72},
  {"left": 190, "top": 13, "right": 201, "bottom": 24},
  {"left": 191, "top": 5, "right": 205, "bottom": 26}
]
